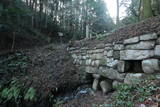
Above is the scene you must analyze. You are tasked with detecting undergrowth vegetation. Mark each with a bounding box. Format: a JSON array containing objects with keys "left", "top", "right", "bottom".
[{"left": 94, "top": 75, "right": 159, "bottom": 107}]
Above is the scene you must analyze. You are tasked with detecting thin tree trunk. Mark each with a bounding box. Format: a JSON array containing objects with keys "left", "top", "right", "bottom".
[
  {"left": 11, "top": 32, "right": 16, "bottom": 51},
  {"left": 116, "top": 0, "right": 120, "bottom": 26},
  {"left": 140, "top": 0, "right": 153, "bottom": 20}
]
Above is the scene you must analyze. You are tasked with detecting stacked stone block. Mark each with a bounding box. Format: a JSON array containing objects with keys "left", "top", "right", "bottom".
[{"left": 68, "top": 33, "right": 160, "bottom": 93}]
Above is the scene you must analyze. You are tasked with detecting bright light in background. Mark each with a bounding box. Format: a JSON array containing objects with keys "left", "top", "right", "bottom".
[{"left": 104, "top": 0, "right": 130, "bottom": 22}]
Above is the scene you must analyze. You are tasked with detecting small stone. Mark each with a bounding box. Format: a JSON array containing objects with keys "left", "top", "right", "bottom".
[
  {"left": 105, "top": 43, "right": 113, "bottom": 47},
  {"left": 140, "top": 104, "right": 146, "bottom": 107},
  {"left": 96, "top": 43, "right": 105, "bottom": 49},
  {"left": 85, "top": 66, "right": 98, "bottom": 73},
  {"left": 94, "top": 60, "right": 100, "bottom": 67},
  {"left": 124, "top": 36, "right": 139, "bottom": 44},
  {"left": 154, "top": 45, "right": 160, "bottom": 57},
  {"left": 113, "top": 51, "right": 120, "bottom": 59},
  {"left": 142, "top": 59, "right": 160, "bottom": 74},
  {"left": 140, "top": 33, "right": 157, "bottom": 41},
  {"left": 106, "top": 50, "right": 113, "bottom": 57},
  {"left": 92, "top": 79, "right": 99, "bottom": 91},
  {"left": 112, "top": 81, "right": 123, "bottom": 89},
  {"left": 93, "top": 49, "right": 104, "bottom": 53},
  {"left": 106, "top": 58, "right": 118, "bottom": 68},
  {"left": 114, "top": 44, "right": 124, "bottom": 50},
  {"left": 100, "top": 80, "right": 112, "bottom": 94},
  {"left": 105, "top": 46, "right": 112, "bottom": 50}
]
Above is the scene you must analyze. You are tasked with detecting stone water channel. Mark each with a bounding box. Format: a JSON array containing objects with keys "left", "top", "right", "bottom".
[{"left": 68, "top": 33, "right": 160, "bottom": 94}]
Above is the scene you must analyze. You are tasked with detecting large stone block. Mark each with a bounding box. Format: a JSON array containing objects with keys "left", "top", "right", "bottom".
[
  {"left": 124, "top": 73, "right": 146, "bottom": 84},
  {"left": 154, "top": 45, "right": 160, "bottom": 57},
  {"left": 125, "top": 41, "right": 155, "bottom": 50},
  {"left": 92, "top": 79, "right": 99, "bottom": 91},
  {"left": 99, "top": 67, "right": 125, "bottom": 82},
  {"left": 124, "top": 36, "right": 139, "bottom": 44},
  {"left": 120, "top": 50, "right": 154, "bottom": 60},
  {"left": 117, "top": 61, "right": 130, "bottom": 73},
  {"left": 114, "top": 44, "right": 124, "bottom": 50},
  {"left": 142, "top": 59, "right": 160, "bottom": 74},
  {"left": 100, "top": 80, "right": 112, "bottom": 94},
  {"left": 140, "top": 33, "right": 157, "bottom": 41}
]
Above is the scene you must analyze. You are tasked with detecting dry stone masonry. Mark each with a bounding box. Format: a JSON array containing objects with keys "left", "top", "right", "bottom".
[{"left": 68, "top": 33, "right": 160, "bottom": 93}]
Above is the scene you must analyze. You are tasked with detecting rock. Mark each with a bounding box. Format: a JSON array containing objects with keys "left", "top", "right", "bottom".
[
  {"left": 93, "top": 49, "right": 104, "bottom": 53},
  {"left": 114, "top": 44, "right": 124, "bottom": 50},
  {"left": 86, "top": 66, "right": 98, "bottom": 73},
  {"left": 93, "top": 53, "right": 103, "bottom": 60},
  {"left": 140, "top": 104, "right": 146, "bottom": 107},
  {"left": 112, "top": 81, "right": 123, "bottom": 89},
  {"left": 92, "top": 79, "right": 99, "bottom": 91},
  {"left": 106, "top": 58, "right": 118, "bottom": 68},
  {"left": 140, "top": 33, "right": 157, "bottom": 41},
  {"left": 96, "top": 43, "right": 105, "bottom": 49},
  {"left": 157, "top": 37, "right": 160, "bottom": 44},
  {"left": 113, "top": 51, "right": 120, "bottom": 59},
  {"left": 99, "top": 59, "right": 107, "bottom": 66},
  {"left": 93, "top": 74, "right": 101, "bottom": 79},
  {"left": 120, "top": 50, "right": 154, "bottom": 60},
  {"left": 86, "top": 59, "right": 92, "bottom": 65},
  {"left": 94, "top": 60, "right": 100, "bottom": 67},
  {"left": 100, "top": 80, "right": 112, "bottom": 94},
  {"left": 71, "top": 54, "right": 77, "bottom": 59},
  {"left": 105, "top": 43, "right": 113, "bottom": 47},
  {"left": 154, "top": 45, "right": 160, "bottom": 57},
  {"left": 105, "top": 46, "right": 113, "bottom": 50},
  {"left": 117, "top": 61, "right": 130, "bottom": 73},
  {"left": 124, "top": 73, "right": 146, "bottom": 84},
  {"left": 125, "top": 41, "right": 155, "bottom": 50},
  {"left": 124, "top": 36, "right": 139, "bottom": 44},
  {"left": 99, "top": 67, "right": 125, "bottom": 82},
  {"left": 142, "top": 59, "right": 160, "bottom": 74},
  {"left": 106, "top": 50, "right": 113, "bottom": 57}
]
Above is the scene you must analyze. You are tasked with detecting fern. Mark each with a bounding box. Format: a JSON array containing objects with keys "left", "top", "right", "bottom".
[{"left": 24, "top": 87, "right": 37, "bottom": 101}]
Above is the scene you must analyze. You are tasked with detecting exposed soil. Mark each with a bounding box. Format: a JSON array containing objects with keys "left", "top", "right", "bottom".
[
  {"left": 21, "top": 44, "right": 81, "bottom": 96},
  {"left": 73, "top": 16, "right": 160, "bottom": 48}
]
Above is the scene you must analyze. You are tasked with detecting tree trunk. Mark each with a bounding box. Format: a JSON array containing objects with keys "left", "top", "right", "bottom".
[
  {"left": 116, "top": 0, "right": 120, "bottom": 26},
  {"left": 140, "top": 0, "right": 153, "bottom": 20}
]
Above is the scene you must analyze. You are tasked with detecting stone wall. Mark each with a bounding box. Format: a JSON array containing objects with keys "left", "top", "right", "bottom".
[{"left": 68, "top": 33, "right": 160, "bottom": 94}]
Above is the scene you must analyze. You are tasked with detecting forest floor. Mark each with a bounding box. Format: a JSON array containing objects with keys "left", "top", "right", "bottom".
[
  {"left": 1, "top": 16, "right": 160, "bottom": 106},
  {"left": 1, "top": 43, "right": 160, "bottom": 107}
]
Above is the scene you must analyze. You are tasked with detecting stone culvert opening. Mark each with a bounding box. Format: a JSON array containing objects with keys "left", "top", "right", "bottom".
[{"left": 118, "top": 60, "right": 144, "bottom": 73}]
